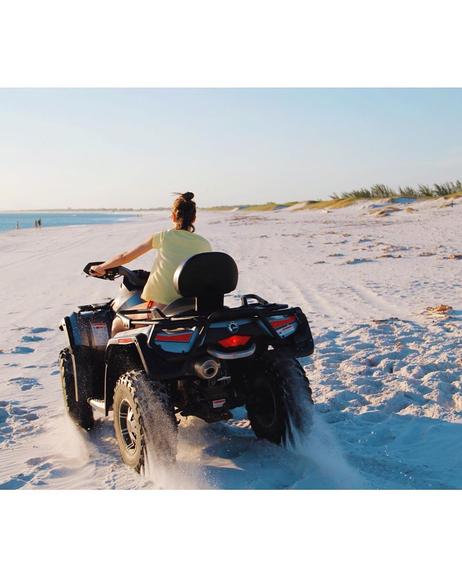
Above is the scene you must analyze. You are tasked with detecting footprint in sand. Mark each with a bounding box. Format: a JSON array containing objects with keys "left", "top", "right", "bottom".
[
  {"left": 21, "top": 335, "right": 44, "bottom": 343},
  {"left": 8, "top": 377, "right": 41, "bottom": 391},
  {"left": 30, "top": 327, "right": 53, "bottom": 334},
  {"left": 26, "top": 457, "right": 45, "bottom": 466},
  {"left": 0, "top": 458, "right": 65, "bottom": 489},
  {"left": 7, "top": 403, "right": 39, "bottom": 423},
  {"left": 8, "top": 327, "right": 52, "bottom": 354},
  {"left": 0, "top": 472, "right": 37, "bottom": 490},
  {"left": 344, "top": 258, "right": 374, "bottom": 265},
  {"left": 0, "top": 400, "right": 43, "bottom": 445},
  {"left": 11, "top": 326, "right": 52, "bottom": 334},
  {"left": 11, "top": 346, "right": 35, "bottom": 354},
  {"left": 0, "top": 404, "right": 9, "bottom": 427}
]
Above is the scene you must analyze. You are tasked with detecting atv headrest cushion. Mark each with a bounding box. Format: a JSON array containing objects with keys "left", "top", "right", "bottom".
[{"left": 173, "top": 252, "right": 238, "bottom": 297}]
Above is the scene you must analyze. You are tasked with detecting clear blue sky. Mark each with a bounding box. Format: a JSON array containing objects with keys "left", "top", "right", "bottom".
[{"left": 1, "top": 88, "right": 461, "bottom": 209}]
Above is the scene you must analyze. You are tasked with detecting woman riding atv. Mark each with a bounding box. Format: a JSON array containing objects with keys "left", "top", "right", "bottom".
[{"left": 90, "top": 192, "right": 211, "bottom": 335}]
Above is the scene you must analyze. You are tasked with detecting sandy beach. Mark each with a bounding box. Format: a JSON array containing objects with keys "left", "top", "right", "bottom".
[{"left": 1, "top": 197, "right": 461, "bottom": 489}]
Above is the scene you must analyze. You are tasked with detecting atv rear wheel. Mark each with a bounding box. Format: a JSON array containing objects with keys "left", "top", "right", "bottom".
[
  {"left": 113, "top": 370, "right": 177, "bottom": 472},
  {"left": 59, "top": 348, "right": 94, "bottom": 431},
  {"left": 246, "top": 352, "right": 313, "bottom": 446}
]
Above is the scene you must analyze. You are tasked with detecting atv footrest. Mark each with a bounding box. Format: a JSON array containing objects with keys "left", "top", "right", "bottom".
[{"left": 89, "top": 398, "right": 105, "bottom": 412}]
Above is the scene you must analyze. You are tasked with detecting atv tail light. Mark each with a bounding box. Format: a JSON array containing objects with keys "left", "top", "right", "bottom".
[
  {"left": 155, "top": 331, "right": 193, "bottom": 343},
  {"left": 270, "top": 315, "right": 297, "bottom": 329},
  {"left": 218, "top": 335, "right": 251, "bottom": 348},
  {"left": 116, "top": 337, "right": 136, "bottom": 344}
]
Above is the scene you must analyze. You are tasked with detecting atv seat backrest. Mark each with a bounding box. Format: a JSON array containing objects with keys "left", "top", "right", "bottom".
[{"left": 173, "top": 252, "right": 238, "bottom": 315}]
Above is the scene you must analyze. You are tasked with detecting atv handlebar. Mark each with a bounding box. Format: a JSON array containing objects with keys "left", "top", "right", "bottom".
[
  {"left": 83, "top": 262, "right": 149, "bottom": 288},
  {"left": 84, "top": 261, "right": 121, "bottom": 280}
]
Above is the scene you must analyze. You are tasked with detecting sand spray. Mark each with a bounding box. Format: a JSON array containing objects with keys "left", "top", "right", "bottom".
[
  {"left": 46, "top": 412, "right": 91, "bottom": 464},
  {"left": 286, "top": 378, "right": 365, "bottom": 488},
  {"left": 140, "top": 382, "right": 211, "bottom": 489}
]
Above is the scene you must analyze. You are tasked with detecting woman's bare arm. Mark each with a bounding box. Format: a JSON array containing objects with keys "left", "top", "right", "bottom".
[{"left": 90, "top": 236, "right": 153, "bottom": 276}]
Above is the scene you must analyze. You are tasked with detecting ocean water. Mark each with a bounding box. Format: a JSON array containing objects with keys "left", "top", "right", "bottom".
[{"left": 0, "top": 211, "right": 139, "bottom": 233}]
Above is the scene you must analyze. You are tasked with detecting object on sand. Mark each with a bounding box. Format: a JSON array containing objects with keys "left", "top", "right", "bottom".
[
  {"left": 370, "top": 206, "right": 401, "bottom": 217},
  {"left": 372, "top": 317, "right": 400, "bottom": 324},
  {"left": 422, "top": 304, "right": 453, "bottom": 318}
]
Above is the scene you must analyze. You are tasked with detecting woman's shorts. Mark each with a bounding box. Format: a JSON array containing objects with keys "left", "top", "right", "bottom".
[{"left": 146, "top": 300, "right": 166, "bottom": 310}]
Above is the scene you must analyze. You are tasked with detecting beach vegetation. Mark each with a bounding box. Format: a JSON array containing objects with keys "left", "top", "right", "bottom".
[
  {"left": 330, "top": 179, "right": 462, "bottom": 200},
  {"left": 204, "top": 179, "right": 462, "bottom": 211},
  {"left": 304, "top": 198, "right": 357, "bottom": 210}
]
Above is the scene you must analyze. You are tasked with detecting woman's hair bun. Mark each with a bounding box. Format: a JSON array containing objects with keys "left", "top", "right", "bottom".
[{"left": 182, "top": 192, "right": 194, "bottom": 201}]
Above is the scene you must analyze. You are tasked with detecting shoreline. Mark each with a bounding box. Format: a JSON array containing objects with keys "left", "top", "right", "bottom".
[
  {"left": 0, "top": 208, "right": 170, "bottom": 213},
  {"left": 2, "top": 194, "right": 460, "bottom": 219},
  {"left": 0, "top": 221, "right": 131, "bottom": 236},
  {"left": 2, "top": 195, "right": 460, "bottom": 235},
  {"left": 0, "top": 211, "right": 153, "bottom": 235}
]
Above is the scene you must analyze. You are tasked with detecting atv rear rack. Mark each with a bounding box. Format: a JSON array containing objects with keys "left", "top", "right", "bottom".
[
  {"left": 116, "top": 293, "right": 288, "bottom": 330},
  {"left": 114, "top": 294, "right": 312, "bottom": 357}
]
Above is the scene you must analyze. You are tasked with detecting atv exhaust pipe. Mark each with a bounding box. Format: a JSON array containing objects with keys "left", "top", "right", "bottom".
[{"left": 194, "top": 357, "right": 221, "bottom": 380}]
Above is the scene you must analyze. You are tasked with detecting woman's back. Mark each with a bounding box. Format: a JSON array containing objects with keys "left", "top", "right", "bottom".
[
  {"left": 141, "top": 228, "right": 211, "bottom": 304},
  {"left": 90, "top": 191, "right": 210, "bottom": 334}
]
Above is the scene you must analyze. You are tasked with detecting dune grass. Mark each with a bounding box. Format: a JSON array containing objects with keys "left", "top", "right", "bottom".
[
  {"left": 304, "top": 198, "right": 358, "bottom": 210},
  {"left": 204, "top": 205, "right": 240, "bottom": 211},
  {"left": 205, "top": 201, "right": 301, "bottom": 211},
  {"left": 330, "top": 180, "right": 462, "bottom": 200},
  {"left": 242, "top": 202, "right": 280, "bottom": 211},
  {"left": 241, "top": 201, "right": 300, "bottom": 211},
  {"left": 204, "top": 179, "right": 462, "bottom": 211},
  {"left": 445, "top": 190, "right": 462, "bottom": 199}
]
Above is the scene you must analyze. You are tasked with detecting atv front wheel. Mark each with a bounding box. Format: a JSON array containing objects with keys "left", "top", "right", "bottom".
[
  {"left": 59, "top": 348, "right": 94, "bottom": 431},
  {"left": 246, "top": 352, "right": 313, "bottom": 446},
  {"left": 113, "top": 370, "right": 177, "bottom": 472}
]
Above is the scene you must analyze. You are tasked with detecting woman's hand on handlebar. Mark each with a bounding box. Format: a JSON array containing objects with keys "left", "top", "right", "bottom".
[
  {"left": 90, "top": 264, "right": 107, "bottom": 277},
  {"left": 88, "top": 237, "right": 153, "bottom": 278}
]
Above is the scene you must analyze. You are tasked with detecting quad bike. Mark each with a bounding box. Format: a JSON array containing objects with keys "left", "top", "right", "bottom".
[{"left": 59, "top": 252, "right": 314, "bottom": 472}]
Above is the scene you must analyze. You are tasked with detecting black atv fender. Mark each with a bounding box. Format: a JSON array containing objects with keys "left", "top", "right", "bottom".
[
  {"left": 59, "top": 315, "right": 103, "bottom": 402},
  {"left": 104, "top": 331, "right": 193, "bottom": 415},
  {"left": 104, "top": 333, "right": 150, "bottom": 415}
]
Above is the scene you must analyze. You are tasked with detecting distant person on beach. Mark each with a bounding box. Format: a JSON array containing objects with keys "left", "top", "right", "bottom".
[
  {"left": 90, "top": 192, "right": 211, "bottom": 335},
  {"left": 37, "top": 218, "right": 42, "bottom": 228},
  {"left": 16, "top": 221, "right": 19, "bottom": 230}
]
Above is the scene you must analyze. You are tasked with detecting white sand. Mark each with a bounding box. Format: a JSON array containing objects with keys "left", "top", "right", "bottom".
[{"left": 1, "top": 198, "right": 461, "bottom": 489}]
